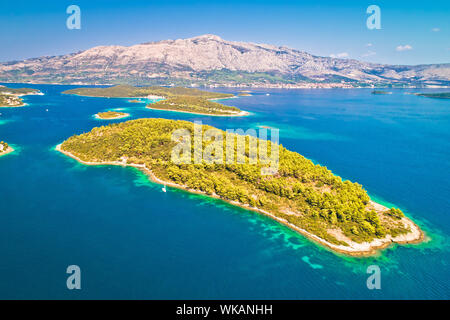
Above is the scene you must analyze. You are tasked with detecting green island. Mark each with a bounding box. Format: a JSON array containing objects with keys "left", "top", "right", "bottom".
[
  {"left": 0, "top": 141, "right": 13, "bottom": 156},
  {"left": 95, "top": 111, "right": 130, "bottom": 120},
  {"left": 62, "top": 85, "right": 247, "bottom": 116},
  {"left": 414, "top": 92, "right": 450, "bottom": 99},
  {"left": 62, "top": 84, "right": 233, "bottom": 99},
  {"left": 57, "top": 118, "right": 424, "bottom": 256},
  {"left": 371, "top": 90, "right": 392, "bottom": 95},
  {"left": 238, "top": 93, "right": 252, "bottom": 97},
  {"left": 147, "top": 96, "right": 247, "bottom": 116},
  {"left": 0, "top": 85, "right": 41, "bottom": 107}
]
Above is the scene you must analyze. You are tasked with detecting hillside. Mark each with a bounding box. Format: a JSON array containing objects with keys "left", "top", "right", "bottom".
[{"left": 1, "top": 34, "right": 449, "bottom": 87}]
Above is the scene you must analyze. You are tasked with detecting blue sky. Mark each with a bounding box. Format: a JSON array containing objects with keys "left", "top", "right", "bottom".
[{"left": 0, "top": 0, "right": 448, "bottom": 65}]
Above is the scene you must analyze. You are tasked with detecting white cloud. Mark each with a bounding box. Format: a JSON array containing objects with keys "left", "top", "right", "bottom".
[
  {"left": 396, "top": 45, "right": 413, "bottom": 52},
  {"left": 431, "top": 28, "right": 440, "bottom": 32},
  {"left": 362, "top": 50, "right": 376, "bottom": 57},
  {"left": 330, "top": 52, "right": 349, "bottom": 58}
]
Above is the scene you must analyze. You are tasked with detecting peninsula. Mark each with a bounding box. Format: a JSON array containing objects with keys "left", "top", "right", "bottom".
[
  {"left": 0, "top": 85, "right": 42, "bottom": 107},
  {"left": 57, "top": 118, "right": 424, "bottom": 256},
  {"left": 0, "top": 141, "right": 13, "bottom": 156},
  {"left": 63, "top": 85, "right": 246, "bottom": 116},
  {"left": 95, "top": 111, "right": 130, "bottom": 120}
]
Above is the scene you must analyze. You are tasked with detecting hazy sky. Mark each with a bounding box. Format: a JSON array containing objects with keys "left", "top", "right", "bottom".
[{"left": 0, "top": 0, "right": 449, "bottom": 65}]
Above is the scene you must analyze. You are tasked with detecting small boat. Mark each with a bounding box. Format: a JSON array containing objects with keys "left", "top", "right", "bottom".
[
  {"left": 266, "top": 93, "right": 270, "bottom": 96},
  {"left": 162, "top": 184, "right": 167, "bottom": 192}
]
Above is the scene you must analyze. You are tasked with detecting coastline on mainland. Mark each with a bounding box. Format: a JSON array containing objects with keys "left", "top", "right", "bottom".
[{"left": 55, "top": 143, "right": 425, "bottom": 257}]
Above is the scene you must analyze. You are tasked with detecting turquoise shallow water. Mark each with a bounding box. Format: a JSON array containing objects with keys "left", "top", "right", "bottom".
[{"left": 0, "top": 84, "right": 449, "bottom": 299}]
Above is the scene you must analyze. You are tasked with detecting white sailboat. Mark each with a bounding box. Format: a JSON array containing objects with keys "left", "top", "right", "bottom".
[{"left": 162, "top": 184, "right": 167, "bottom": 192}]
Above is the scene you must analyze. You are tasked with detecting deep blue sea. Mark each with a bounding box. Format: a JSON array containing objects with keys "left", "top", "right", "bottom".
[{"left": 0, "top": 84, "right": 449, "bottom": 299}]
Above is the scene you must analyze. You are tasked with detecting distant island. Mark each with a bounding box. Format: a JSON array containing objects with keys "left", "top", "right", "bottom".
[
  {"left": 57, "top": 118, "right": 424, "bottom": 256},
  {"left": 0, "top": 85, "right": 42, "bottom": 107},
  {"left": 371, "top": 90, "right": 392, "bottom": 95},
  {"left": 95, "top": 111, "right": 130, "bottom": 120},
  {"left": 414, "top": 92, "right": 450, "bottom": 99},
  {"left": 63, "top": 85, "right": 248, "bottom": 116},
  {"left": 0, "top": 141, "right": 13, "bottom": 156},
  {"left": 62, "top": 85, "right": 234, "bottom": 99}
]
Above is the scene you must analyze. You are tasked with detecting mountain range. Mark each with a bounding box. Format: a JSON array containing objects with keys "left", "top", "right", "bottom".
[{"left": 1, "top": 34, "right": 449, "bottom": 88}]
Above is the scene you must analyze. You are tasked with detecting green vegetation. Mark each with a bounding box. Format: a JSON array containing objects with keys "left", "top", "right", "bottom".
[
  {"left": 147, "top": 96, "right": 242, "bottom": 115},
  {"left": 60, "top": 118, "right": 413, "bottom": 246},
  {"left": 415, "top": 92, "right": 450, "bottom": 99},
  {"left": 0, "top": 141, "right": 10, "bottom": 154},
  {"left": 386, "top": 208, "right": 404, "bottom": 220},
  {"left": 63, "top": 85, "right": 244, "bottom": 116},
  {"left": 62, "top": 84, "right": 234, "bottom": 99},
  {"left": 96, "top": 111, "right": 130, "bottom": 120}
]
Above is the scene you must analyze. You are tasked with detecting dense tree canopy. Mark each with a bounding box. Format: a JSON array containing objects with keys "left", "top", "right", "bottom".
[
  {"left": 62, "top": 84, "right": 234, "bottom": 99},
  {"left": 147, "top": 96, "right": 241, "bottom": 115},
  {"left": 61, "top": 118, "right": 409, "bottom": 245}
]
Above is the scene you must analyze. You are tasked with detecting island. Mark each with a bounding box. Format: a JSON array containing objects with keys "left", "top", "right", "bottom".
[
  {"left": 95, "top": 111, "right": 130, "bottom": 120},
  {"left": 62, "top": 84, "right": 234, "bottom": 99},
  {"left": 147, "top": 96, "right": 248, "bottom": 116},
  {"left": 57, "top": 118, "right": 424, "bottom": 256},
  {"left": 371, "top": 90, "right": 392, "bottom": 95},
  {"left": 0, "top": 141, "right": 13, "bottom": 156},
  {"left": 0, "top": 85, "right": 42, "bottom": 107},
  {"left": 62, "top": 85, "right": 247, "bottom": 116},
  {"left": 414, "top": 92, "right": 450, "bottom": 99}
]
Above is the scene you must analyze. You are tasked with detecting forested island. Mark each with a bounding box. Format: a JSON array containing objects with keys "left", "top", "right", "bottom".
[
  {"left": 414, "top": 92, "right": 450, "bottom": 99},
  {"left": 147, "top": 96, "right": 247, "bottom": 116},
  {"left": 95, "top": 111, "right": 130, "bottom": 120},
  {"left": 58, "top": 118, "right": 424, "bottom": 256},
  {"left": 62, "top": 85, "right": 246, "bottom": 116},
  {"left": 0, "top": 141, "right": 13, "bottom": 156},
  {"left": 0, "top": 85, "right": 42, "bottom": 107},
  {"left": 62, "top": 85, "right": 234, "bottom": 99}
]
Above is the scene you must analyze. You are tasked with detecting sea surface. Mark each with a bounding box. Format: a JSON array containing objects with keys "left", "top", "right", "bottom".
[{"left": 0, "top": 84, "right": 449, "bottom": 299}]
